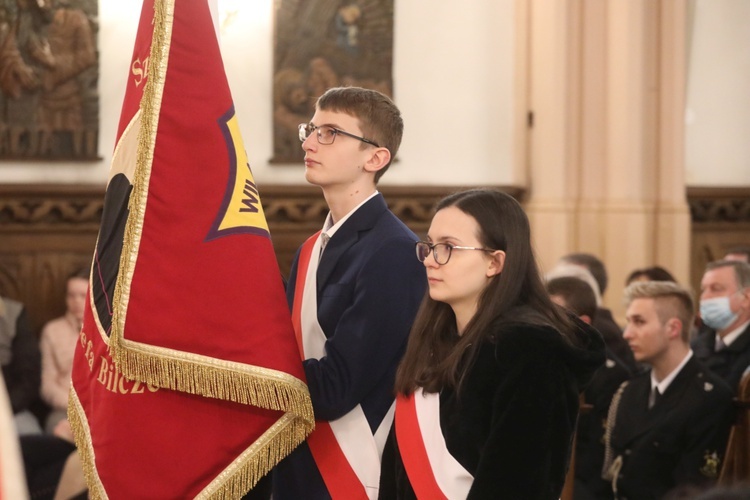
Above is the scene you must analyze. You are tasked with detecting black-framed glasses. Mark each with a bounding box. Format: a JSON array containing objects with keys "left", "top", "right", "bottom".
[
  {"left": 415, "top": 241, "right": 496, "bottom": 265},
  {"left": 298, "top": 123, "right": 380, "bottom": 148}
]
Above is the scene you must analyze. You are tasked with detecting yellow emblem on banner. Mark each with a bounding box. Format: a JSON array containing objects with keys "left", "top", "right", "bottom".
[{"left": 209, "top": 108, "right": 269, "bottom": 239}]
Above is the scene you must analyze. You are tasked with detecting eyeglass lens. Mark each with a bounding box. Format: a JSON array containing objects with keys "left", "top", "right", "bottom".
[
  {"left": 416, "top": 242, "right": 450, "bottom": 265},
  {"left": 299, "top": 124, "right": 338, "bottom": 145}
]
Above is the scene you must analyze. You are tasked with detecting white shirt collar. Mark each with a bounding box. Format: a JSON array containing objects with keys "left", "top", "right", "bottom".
[
  {"left": 716, "top": 319, "right": 750, "bottom": 348},
  {"left": 651, "top": 349, "right": 693, "bottom": 395},
  {"left": 321, "top": 190, "right": 379, "bottom": 239}
]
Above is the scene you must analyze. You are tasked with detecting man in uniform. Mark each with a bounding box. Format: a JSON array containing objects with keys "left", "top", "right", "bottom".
[{"left": 604, "top": 281, "right": 734, "bottom": 499}]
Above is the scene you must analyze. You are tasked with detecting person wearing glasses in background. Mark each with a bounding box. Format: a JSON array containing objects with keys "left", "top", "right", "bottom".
[
  {"left": 270, "top": 87, "right": 426, "bottom": 500},
  {"left": 378, "top": 189, "right": 605, "bottom": 499}
]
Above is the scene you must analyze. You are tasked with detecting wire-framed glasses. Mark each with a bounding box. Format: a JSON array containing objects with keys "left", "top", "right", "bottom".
[
  {"left": 298, "top": 123, "right": 380, "bottom": 148},
  {"left": 415, "top": 241, "right": 495, "bottom": 265}
]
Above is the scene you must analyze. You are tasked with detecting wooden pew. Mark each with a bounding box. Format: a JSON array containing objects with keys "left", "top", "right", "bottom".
[
  {"left": 561, "top": 394, "right": 593, "bottom": 500},
  {"left": 719, "top": 370, "right": 750, "bottom": 484}
]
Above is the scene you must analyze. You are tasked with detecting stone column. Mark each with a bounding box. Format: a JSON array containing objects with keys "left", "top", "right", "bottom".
[{"left": 523, "top": 0, "right": 690, "bottom": 321}]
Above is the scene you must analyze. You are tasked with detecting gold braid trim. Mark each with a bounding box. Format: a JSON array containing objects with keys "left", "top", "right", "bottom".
[
  {"left": 116, "top": 338, "right": 315, "bottom": 424},
  {"left": 108, "top": 0, "right": 169, "bottom": 363},
  {"left": 106, "top": 0, "right": 313, "bottom": 425},
  {"left": 602, "top": 380, "right": 628, "bottom": 487},
  {"left": 67, "top": 388, "right": 108, "bottom": 500},
  {"left": 68, "top": 385, "right": 313, "bottom": 499},
  {"left": 197, "top": 413, "right": 311, "bottom": 499},
  {"left": 100, "top": 2, "right": 314, "bottom": 496}
]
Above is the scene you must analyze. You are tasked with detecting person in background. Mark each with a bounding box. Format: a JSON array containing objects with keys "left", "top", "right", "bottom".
[
  {"left": 603, "top": 281, "right": 733, "bottom": 499},
  {"left": 272, "top": 86, "right": 426, "bottom": 499},
  {"left": 625, "top": 265, "right": 677, "bottom": 286},
  {"left": 554, "top": 252, "right": 638, "bottom": 373},
  {"left": 723, "top": 246, "right": 750, "bottom": 263},
  {"left": 692, "top": 260, "right": 750, "bottom": 392},
  {"left": 39, "top": 268, "right": 88, "bottom": 434},
  {"left": 379, "top": 189, "right": 604, "bottom": 499},
  {"left": 0, "top": 295, "right": 41, "bottom": 435},
  {"left": 546, "top": 276, "right": 631, "bottom": 500}
]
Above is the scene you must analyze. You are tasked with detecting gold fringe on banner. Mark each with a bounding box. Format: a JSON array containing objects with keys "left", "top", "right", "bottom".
[
  {"left": 108, "top": 0, "right": 169, "bottom": 367},
  {"left": 69, "top": 386, "right": 314, "bottom": 499},
  {"left": 197, "top": 413, "right": 312, "bottom": 499},
  {"left": 68, "top": 389, "right": 107, "bottom": 500},
  {"left": 115, "top": 342, "right": 314, "bottom": 423},
  {"left": 105, "top": 0, "right": 313, "bottom": 421},
  {"left": 94, "top": 0, "right": 315, "bottom": 496}
]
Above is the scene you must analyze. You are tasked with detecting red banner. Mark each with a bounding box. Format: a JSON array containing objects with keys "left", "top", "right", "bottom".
[{"left": 69, "top": 1, "right": 313, "bottom": 497}]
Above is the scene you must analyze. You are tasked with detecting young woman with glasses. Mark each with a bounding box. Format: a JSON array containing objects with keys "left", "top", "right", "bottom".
[{"left": 379, "top": 188, "right": 605, "bottom": 499}]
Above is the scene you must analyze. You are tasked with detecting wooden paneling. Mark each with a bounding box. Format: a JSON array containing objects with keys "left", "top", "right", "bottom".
[
  {"left": 0, "top": 185, "right": 103, "bottom": 335},
  {"left": 5, "top": 183, "right": 743, "bottom": 335},
  {"left": 688, "top": 187, "right": 750, "bottom": 293},
  {"left": 0, "top": 184, "right": 522, "bottom": 334}
]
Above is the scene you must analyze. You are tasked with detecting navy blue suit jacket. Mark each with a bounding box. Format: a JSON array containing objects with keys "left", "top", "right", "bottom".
[{"left": 272, "top": 194, "right": 427, "bottom": 499}]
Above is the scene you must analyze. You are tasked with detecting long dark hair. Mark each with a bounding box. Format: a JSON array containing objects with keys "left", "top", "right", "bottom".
[{"left": 394, "top": 189, "right": 577, "bottom": 395}]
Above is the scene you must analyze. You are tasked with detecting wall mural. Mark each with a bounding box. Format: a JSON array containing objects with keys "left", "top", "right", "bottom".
[
  {"left": 0, "top": 0, "right": 98, "bottom": 161},
  {"left": 272, "top": 0, "right": 394, "bottom": 163}
]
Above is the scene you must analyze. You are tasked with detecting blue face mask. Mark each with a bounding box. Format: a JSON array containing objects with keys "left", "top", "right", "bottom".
[{"left": 700, "top": 296, "right": 738, "bottom": 331}]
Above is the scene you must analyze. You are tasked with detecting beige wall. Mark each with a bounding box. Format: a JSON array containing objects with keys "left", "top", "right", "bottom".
[
  {"left": 1, "top": 1, "right": 747, "bottom": 190},
  {"left": 685, "top": 0, "right": 750, "bottom": 185},
  {"left": 0, "top": 0, "right": 517, "bottom": 187}
]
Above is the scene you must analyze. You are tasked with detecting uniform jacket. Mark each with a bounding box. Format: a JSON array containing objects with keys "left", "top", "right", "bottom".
[
  {"left": 272, "top": 194, "right": 427, "bottom": 499},
  {"left": 379, "top": 314, "right": 606, "bottom": 500},
  {"left": 607, "top": 357, "right": 734, "bottom": 500},
  {"left": 692, "top": 322, "right": 750, "bottom": 393},
  {"left": 574, "top": 348, "right": 632, "bottom": 500}
]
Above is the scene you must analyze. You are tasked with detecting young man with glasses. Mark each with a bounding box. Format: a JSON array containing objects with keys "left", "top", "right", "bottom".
[{"left": 272, "top": 87, "right": 426, "bottom": 499}]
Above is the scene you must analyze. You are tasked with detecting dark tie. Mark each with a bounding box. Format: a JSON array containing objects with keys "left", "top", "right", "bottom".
[{"left": 649, "top": 387, "right": 662, "bottom": 409}]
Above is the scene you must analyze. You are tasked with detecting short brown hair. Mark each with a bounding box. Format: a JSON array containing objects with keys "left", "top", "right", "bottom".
[
  {"left": 625, "top": 266, "right": 676, "bottom": 286},
  {"left": 560, "top": 253, "right": 608, "bottom": 294},
  {"left": 546, "top": 276, "right": 597, "bottom": 320},
  {"left": 316, "top": 86, "right": 403, "bottom": 182},
  {"left": 624, "top": 281, "right": 694, "bottom": 342}
]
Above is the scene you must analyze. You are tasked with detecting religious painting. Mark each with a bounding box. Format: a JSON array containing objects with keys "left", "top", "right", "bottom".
[
  {"left": 0, "top": 0, "right": 99, "bottom": 161},
  {"left": 272, "top": 0, "right": 394, "bottom": 163}
]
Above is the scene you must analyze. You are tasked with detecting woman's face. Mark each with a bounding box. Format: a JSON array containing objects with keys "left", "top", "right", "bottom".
[
  {"left": 424, "top": 206, "right": 503, "bottom": 322},
  {"left": 66, "top": 277, "right": 88, "bottom": 323}
]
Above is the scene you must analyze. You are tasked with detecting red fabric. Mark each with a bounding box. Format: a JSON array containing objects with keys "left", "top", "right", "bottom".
[
  {"left": 291, "top": 232, "right": 319, "bottom": 360},
  {"left": 307, "top": 422, "right": 369, "bottom": 500},
  {"left": 73, "top": 308, "right": 283, "bottom": 497},
  {"left": 291, "top": 234, "right": 369, "bottom": 500},
  {"left": 70, "top": 0, "right": 307, "bottom": 497},
  {"left": 395, "top": 394, "right": 449, "bottom": 500}
]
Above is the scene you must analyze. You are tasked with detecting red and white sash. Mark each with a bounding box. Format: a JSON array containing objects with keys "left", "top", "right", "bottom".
[
  {"left": 395, "top": 389, "right": 474, "bottom": 499},
  {"left": 292, "top": 232, "right": 393, "bottom": 500}
]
